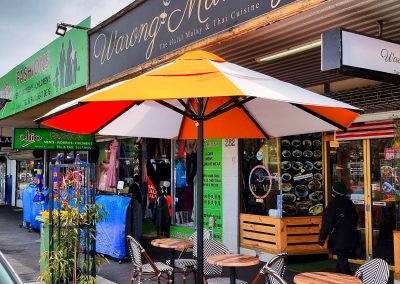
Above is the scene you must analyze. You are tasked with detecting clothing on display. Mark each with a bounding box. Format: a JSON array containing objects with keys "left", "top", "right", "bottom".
[
  {"left": 176, "top": 160, "right": 186, "bottom": 188},
  {"left": 185, "top": 153, "right": 197, "bottom": 186},
  {"left": 98, "top": 163, "right": 109, "bottom": 191},
  {"left": 183, "top": 185, "right": 194, "bottom": 212},
  {"left": 154, "top": 191, "right": 170, "bottom": 237},
  {"left": 106, "top": 139, "right": 119, "bottom": 189}
]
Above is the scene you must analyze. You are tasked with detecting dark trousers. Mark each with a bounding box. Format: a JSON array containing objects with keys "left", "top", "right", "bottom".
[{"left": 336, "top": 250, "right": 352, "bottom": 275}]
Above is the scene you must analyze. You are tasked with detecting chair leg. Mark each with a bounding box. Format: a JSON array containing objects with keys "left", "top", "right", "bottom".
[{"left": 193, "top": 269, "right": 197, "bottom": 284}]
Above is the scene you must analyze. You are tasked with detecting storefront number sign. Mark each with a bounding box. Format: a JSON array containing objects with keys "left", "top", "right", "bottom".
[
  {"left": 89, "top": 0, "right": 297, "bottom": 85},
  {"left": 14, "top": 128, "right": 94, "bottom": 150},
  {"left": 203, "top": 139, "right": 222, "bottom": 241},
  {"left": 0, "top": 18, "right": 89, "bottom": 119}
]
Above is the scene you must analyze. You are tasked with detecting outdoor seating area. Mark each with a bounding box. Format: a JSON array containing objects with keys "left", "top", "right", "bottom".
[{"left": 127, "top": 233, "right": 391, "bottom": 284}]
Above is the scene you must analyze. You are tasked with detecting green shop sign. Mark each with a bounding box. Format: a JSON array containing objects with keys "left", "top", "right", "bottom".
[
  {"left": 14, "top": 128, "right": 94, "bottom": 150},
  {"left": 203, "top": 139, "right": 223, "bottom": 241},
  {"left": 0, "top": 18, "right": 90, "bottom": 119}
]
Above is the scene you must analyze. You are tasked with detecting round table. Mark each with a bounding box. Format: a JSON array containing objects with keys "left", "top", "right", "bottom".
[
  {"left": 207, "top": 253, "right": 260, "bottom": 284},
  {"left": 294, "top": 272, "right": 361, "bottom": 284},
  {"left": 151, "top": 238, "right": 193, "bottom": 283}
]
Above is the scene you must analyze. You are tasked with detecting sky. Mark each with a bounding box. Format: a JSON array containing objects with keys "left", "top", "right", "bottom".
[{"left": 0, "top": 0, "right": 134, "bottom": 77}]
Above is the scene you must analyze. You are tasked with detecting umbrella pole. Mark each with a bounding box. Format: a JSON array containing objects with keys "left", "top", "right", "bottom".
[{"left": 196, "top": 98, "right": 204, "bottom": 284}]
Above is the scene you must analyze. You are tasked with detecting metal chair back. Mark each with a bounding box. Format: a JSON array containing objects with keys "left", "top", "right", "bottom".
[
  {"left": 203, "top": 239, "right": 230, "bottom": 276},
  {"left": 355, "top": 258, "right": 389, "bottom": 284}
]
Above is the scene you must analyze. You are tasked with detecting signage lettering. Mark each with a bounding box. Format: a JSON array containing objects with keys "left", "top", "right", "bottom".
[
  {"left": 322, "top": 28, "right": 400, "bottom": 83},
  {"left": 19, "top": 130, "right": 42, "bottom": 148},
  {"left": 14, "top": 128, "right": 94, "bottom": 150},
  {"left": 89, "top": 0, "right": 296, "bottom": 85},
  {"left": 0, "top": 18, "right": 89, "bottom": 119},
  {"left": 15, "top": 52, "right": 49, "bottom": 85}
]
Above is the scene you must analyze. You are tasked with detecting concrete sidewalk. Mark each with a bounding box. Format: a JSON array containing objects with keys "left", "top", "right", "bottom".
[{"left": 0, "top": 205, "right": 297, "bottom": 283}]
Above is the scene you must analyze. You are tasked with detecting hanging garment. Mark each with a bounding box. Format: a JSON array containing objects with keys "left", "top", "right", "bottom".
[
  {"left": 185, "top": 153, "right": 197, "bottom": 186},
  {"left": 106, "top": 139, "right": 119, "bottom": 188},
  {"left": 146, "top": 176, "right": 157, "bottom": 203},
  {"left": 183, "top": 185, "right": 194, "bottom": 212}
]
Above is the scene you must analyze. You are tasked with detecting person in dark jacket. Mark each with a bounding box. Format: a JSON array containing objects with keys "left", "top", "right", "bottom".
[{"left": 318, "top": 182, "right": 358, "bottom": 275}]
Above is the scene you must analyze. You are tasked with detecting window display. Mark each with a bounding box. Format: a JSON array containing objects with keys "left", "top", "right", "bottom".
[
  {"left": 280, "top": 133, "right": 324, "bottom": 217},
  {"left": 173, "top": 140, "right": 195, "bottom": 227},
  {"left": 16, "top": 160, "right": 36, "bottom": 207},
  {"left": 97, "top": 138, "right": 141, "bottom": 192},
  {"left": 241, "top": 138, "right": 279, "bottom": 216}
]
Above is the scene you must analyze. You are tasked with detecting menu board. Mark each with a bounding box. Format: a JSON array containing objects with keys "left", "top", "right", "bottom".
[{"left": 280, "top": 133, "right": 324, "bottom": 217}]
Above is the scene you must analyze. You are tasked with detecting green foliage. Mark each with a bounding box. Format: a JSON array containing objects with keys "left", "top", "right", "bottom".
[{"left": 39, "top": 198, "right": 109, "bottom": 284}]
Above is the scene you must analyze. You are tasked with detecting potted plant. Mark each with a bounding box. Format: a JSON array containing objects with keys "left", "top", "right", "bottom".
[{"left": 39, "top": 162, "right": 108, "bottom": 284}]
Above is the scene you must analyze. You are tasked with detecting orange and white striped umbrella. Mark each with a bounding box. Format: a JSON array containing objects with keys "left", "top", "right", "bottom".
[
  {"left": 37, "top": 50, "right": 360, "bottom": 139},
  {"left": 36, "top": 50, "right": 361, "bottom": 283}
]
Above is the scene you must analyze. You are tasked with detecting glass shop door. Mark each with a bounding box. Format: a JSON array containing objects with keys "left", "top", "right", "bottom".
[
  {"left": 369, "top": 138, "right": 396, "bottom": 265},
  {"left": 328, "top": 140, "right": 367, "bottom": 260}
]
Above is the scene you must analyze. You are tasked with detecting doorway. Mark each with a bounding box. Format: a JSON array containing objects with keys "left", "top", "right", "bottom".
[{"left": 328, "top": 137, "right": 396, "bottom": 265}]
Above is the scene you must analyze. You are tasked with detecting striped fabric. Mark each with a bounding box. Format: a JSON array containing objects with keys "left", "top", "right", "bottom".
[
  {"left": 142, "top": 262, "right": 174, "bottom": 273},
  {"left": 265, "top": 253, "right": 288, "bottom": 284},
  {"left": 203, "top": 239, "right": 247, "bottom": 284},
  {"left": 127, "top": 235, "right": 143, "bottom": 268},
  {"left": 206, "top": 277, "right": 247, "bottom": 284},
  {"left": 355, "top": 258, "right": 389, "bottom": 284},
  {"left": 334, "top": 120, "right": 394, "bottom": 141},
  {"left": 127, "top": 235, "right": 173, "bottom": 283},
  {"left": 165, "top": 230, "right": 211, "bottom": 284},
  {"left": 262, "top": 267, "right": 287, "bottom": 284}
]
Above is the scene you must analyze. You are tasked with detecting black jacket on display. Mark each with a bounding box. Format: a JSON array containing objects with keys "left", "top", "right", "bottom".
[{"left": 318, "top": 196, "right": 358, "bottom": 252}]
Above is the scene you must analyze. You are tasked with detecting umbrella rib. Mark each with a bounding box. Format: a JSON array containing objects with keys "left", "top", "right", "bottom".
[
  {"left": 232, "top": 97, "right": 271, "bottom": 139},
  {"left": 205, "top": 97, "right": 238, "bottom": 119},
  {"left": 157, "top": 100, "right": 194, "bottom": 119},
  {"left": 93, "top": 101, "right": 138, "bottom": 134},
  {"left": 291, "top": 103, "right": 348, "bottom": 131},
  {"left": 178, "top": 99, "right": 196, "bottom": 117},
  {"left": 204, "top": 96, "right": 270, "bottom": 138},
  {"left": 206, "top": 97, "right": 255, "bottom": 120}
]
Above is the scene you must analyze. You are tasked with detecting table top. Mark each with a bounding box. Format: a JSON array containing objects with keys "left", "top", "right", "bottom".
[
  {"left": 294, "top": 272, "right": 361, "bottom": 284},
  {"left": 151, "top": 238, "right": 193, "bottom": 250},
  {"left": 207, "top": 254, "right": 260, "bottom": 267}
]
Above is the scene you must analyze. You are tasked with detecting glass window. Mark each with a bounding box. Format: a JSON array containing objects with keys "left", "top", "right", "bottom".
[
  {"left": 330, "top": 140, "right": 366, "bottom": 259},
  {"left": 173, "top": 140, "right": 195, "bottom": 227},
  {"left": 370, "top": 138, "right": 395, "bottom": 264},
  {"left": 241, "top": 138, "right": 279, "bottom": 216},
  {"left": 280, "top": 133, "right": 324, "bottom": 217},
  {"left": 97, "top": 138, "right": 141, "bottom": 192},
  {"left": 16, "top": 160, "right": 36, "bottom": 207}
]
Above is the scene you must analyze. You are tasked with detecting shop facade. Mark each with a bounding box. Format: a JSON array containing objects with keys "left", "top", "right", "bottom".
[
  {"left": 83, "top": 0, "right": 400, "bottom": 276},
  {"left": 0, "top": 18, "right": 90, "bottom": 207}
]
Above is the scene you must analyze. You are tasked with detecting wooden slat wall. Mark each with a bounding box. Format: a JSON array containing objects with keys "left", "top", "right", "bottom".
[
  {"left": 240, "top": 214, "right": 283, "bottom": 254},
  {"left": 240, "top": 214, "right": 328, "bottom": 255}
]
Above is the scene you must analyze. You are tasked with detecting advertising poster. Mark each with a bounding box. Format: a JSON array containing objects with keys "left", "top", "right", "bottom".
[
  {"left": 280, "top": 133, "right": 324, "bottom": 217},
  {"left": 203, "top": 139, "right": 222, "bottom": 241},
  {"left": 0, "top": 18, "right": 89, "bottom": 119}
]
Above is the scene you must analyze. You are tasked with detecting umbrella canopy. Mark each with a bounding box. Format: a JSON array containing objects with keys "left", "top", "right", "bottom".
[
  {"left": 37, "top": 50, "right": 360, "bottom": 139},
  {"left": 36, "top": 50, "right": 361, "bottom": 283}
]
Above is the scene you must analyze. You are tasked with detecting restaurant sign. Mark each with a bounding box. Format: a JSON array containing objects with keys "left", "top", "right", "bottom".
[
  {"left": 14, "top": 128, "right": 94, "bottom": 150},
  {"left": 89, "top": 0, "right": 296, "bottom": 85},
  {"left": 322, "top": 28, "right": 400, "bottom": 83},
  {"left": 0, "top": 18, "right": 89, "bottom": 119}
]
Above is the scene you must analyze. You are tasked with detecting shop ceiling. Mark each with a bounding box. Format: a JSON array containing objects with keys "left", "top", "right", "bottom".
[
  {"left": 206, "top": 0, "right": 400, "bottom": 89},
  {"left": 2, "top": 0, "right": 400, "bottom": 129}
]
